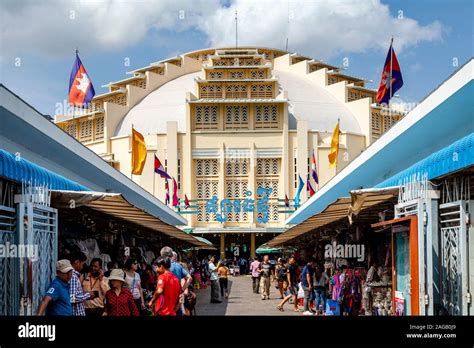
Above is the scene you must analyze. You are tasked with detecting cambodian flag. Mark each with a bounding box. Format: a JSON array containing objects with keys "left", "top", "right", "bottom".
[
  {"left": 311, "top": 149, "right": 319, "bottom": 185},
  {"left": 68, "top": 51, "right": 95, "bottom": 107},
  {"left": 376, "top": 40, "right": 403, "bottom": 105},
  {"left": 172, "top": 177, "right": 179, "bottom": 207},
  {"left": 306, "top": 175, "right": 315, "bottom": 197},
  {"left": 184, "top": 194, "right": 190, "bottom": 209},
  {"left": 154, "top": 155, "right": 171, "bottom": 179},
  {"left": 284, "top": 194, "right": 290, "bottom": 208}
]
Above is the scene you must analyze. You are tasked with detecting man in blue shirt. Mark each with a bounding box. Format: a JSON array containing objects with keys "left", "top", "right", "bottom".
[
  {"left": 160, "top": 247, "right": 192, "bottom": 292},
  {"left": 37, "top": 259, "right": 74, "bottom": 316},
  {"left": 301, "top": 258, "right": 316, "bottom": 315},
  {"left": 159, "top": 247, "right": 193, "bottom": 314}
]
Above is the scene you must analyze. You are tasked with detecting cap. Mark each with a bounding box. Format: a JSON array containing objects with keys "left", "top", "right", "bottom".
[{"left": 56, "top": 259, "right": 74, "bottom": 273}]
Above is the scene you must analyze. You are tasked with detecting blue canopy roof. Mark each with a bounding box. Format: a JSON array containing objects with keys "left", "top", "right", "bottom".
[
  {"left": 287, "top": 60, "right": 473, "bottom": 225},
  {"left": 0, "top": 149, "right": 89, "bottom": 191},
  {"left": 376, "top": 132, "right": 473, "bottom": 187}
]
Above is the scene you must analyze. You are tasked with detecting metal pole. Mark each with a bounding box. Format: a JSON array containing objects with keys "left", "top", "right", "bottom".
[
  {"left": 389, "top": 37, "right": 393, "bottom": 121},
  {"left": 286, "top": 0, "right": 290, "bottom": 51},
  {"left": 131, "top": 123, "right": 134, "bottom": 179},
  {"left": 235, "top": 10, "right": 238, "bottom": 48}
]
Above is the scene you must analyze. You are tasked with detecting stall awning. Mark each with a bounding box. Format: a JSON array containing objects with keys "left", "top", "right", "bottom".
[
  {"left": 0, "top": 149, "right": 89, "bottom": 191},
  {"left": 183, "top": 236, "right": 216, "bottom": 251},
  {"left": 50, "top": 190, "right": 209, "bottom": 248},
  {"left": 266, "top": 187, "right": 399, "bottom": 248},
  {"left": 256, "top": 247, "right": 297, "bottom": 254},
  {"left": 191, "top": 236, "right": 217, "bottom": 250}
]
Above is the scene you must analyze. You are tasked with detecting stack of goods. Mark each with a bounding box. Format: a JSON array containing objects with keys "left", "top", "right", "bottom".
[{"left": 372, "top": 289, "right": 392, "bottom": 316}]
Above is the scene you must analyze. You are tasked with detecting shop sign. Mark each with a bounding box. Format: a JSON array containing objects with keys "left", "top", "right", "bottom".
[{"left": 205, "top": 187, "right": 272, "bottom": 223}]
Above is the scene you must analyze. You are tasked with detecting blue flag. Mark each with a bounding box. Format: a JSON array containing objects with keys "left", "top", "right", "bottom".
[{"left": 294, "top": 175, "right": 304, "bottom": 208}]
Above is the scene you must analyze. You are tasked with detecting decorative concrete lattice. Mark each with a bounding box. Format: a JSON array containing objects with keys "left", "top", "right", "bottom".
[
  {"left": 195, "top": 106, "right": 218, "bottom": 130},
  {"left": 256, "top": 158, "right": 280, "bottom": 222},
  {"left": 95, "top": 116, "right": 104, "bottom": 140},
  {"left": 225, "top": 84, "right": 247, "bottom": 99},
  {"left": 250, "top": 84, "right": 273, "bottom": 98},
  {"left": 200, "top": 84, "right": 223, "bottom": 98},
  {"left": 225, "top": 159, "right": 249, "bottom": 176},
  {"left": 250, "top": 70, "right": 266, "bottom": 79},
  {"left": 79, "top": 119, "right": 93, "bottom": 142},
  {"left": 255, "top": 104, "right": 279, "bottom": 129},
  {"left": 209, "top": 71, "right": 224, "bottom": 80},
  {"left": 196, "top": 159, "right": 219, "bottom": 223},
  {"left": 196, "top": 159, "right": 219, "bottom": 176},
  {"left": 66, "top": 122, "right": 77, "bottom": 138},
  {"left": 225, "top": 105, "right": 249, "bottom": 129}
]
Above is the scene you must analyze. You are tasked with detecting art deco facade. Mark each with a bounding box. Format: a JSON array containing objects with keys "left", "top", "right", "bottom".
[{"left": 56, "top": 47, "right": 403, "bottom": 258}]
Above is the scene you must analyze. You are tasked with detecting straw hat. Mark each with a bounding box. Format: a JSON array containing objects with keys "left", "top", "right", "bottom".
[{"left": 108, "top": 269, "right": 126, "bottom": 282}]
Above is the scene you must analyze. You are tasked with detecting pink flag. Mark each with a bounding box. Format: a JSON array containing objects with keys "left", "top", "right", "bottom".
[{"left": 172, "top": 177, "right": 179, "bottom": 207}]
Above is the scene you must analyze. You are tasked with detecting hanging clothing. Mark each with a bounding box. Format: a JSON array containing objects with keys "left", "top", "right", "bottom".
[
  {"left": 347, "top": 273, "right": 362, "bottom": 315},
  {"left": 331, "top": 273, "right": 345, "bottom": 303}
]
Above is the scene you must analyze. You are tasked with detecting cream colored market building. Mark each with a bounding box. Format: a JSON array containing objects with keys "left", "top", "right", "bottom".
[{"left": 56, "top": 47, "right": 403, "bottom": 259}]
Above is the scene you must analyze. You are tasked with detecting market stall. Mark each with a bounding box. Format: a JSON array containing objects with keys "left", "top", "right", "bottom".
[{"left": 50, "top": 190, "right": 210, "bottom": 267}]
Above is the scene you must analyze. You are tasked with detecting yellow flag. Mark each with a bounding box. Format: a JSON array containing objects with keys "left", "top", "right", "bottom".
[
  {"left": 131, "top": 127, "right": 147, "bottom": 175},
  {"left": 328, "top": 120, "right": 340, "bottom": 168}
]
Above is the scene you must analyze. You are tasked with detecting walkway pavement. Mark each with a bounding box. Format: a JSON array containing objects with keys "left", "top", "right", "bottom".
[{"left": 194, "top": 275, "right": 301, "bottom": 316}]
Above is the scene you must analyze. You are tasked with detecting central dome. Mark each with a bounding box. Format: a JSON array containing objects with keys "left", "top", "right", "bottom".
[{"left": 114, "top": 49, "right": 362, "bottom": 137}]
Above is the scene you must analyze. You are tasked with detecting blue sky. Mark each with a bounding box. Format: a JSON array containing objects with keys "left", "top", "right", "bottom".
[{"left": 0, "top": 0, "right": 472, "bottom": 117}]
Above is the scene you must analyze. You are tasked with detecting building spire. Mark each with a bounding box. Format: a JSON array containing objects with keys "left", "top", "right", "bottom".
[
  {"left": 235, "top": 10, "right": 238, "bottom": 48},
  {"left": 286, "top": 0, "right": 290, "bottom": 52}
]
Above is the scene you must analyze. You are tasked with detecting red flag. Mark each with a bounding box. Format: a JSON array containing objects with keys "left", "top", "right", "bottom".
[
  {"left": 306, "top": 175, "right": 315, "bottom": 197},
  {"left": 311, "top": 149, "right": 319, "bottom": 185},
  {"left": 284, "top": 194, "right": 290, "bottom": 208},
  {"left": 172, "top": 177, "right": 179, "bottom": 207},
  {"left": 184, "top": 194, "right": 190, "bottom": 209},
  {"left": 154, "top": 155, "right": 171, "bottom": 179}
]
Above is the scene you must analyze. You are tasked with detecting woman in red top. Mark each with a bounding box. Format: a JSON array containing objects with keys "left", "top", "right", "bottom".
[
  {"left": 103, "top": 269, "right": 139, "bottom": 316},
  {"left": 148, "top": 257, "right": 181, "bottom": 316}
]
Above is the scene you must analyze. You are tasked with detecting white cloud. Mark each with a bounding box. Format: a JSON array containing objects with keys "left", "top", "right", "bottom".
[
  {"left": 199, "top": 0, "right": 445, "bottom": 59},
  {"left": 0, "top": 0, "right": 220, "bottom": 58},
  {"left": 0, "top": 0, "right": 445, "bottom": 60}
]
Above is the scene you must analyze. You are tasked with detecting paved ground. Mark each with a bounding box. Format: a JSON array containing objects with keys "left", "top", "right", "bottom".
[{"left": 194, "top": 275, "right": 301, "bottom": 316}]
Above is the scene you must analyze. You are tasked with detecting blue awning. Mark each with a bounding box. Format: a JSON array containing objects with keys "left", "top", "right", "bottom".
[
  {"left": 376, "top": 132, "right": 474, "bottom": 188},
  {"left": 0, "top": 149, "right": 89, "bottom": 191}
]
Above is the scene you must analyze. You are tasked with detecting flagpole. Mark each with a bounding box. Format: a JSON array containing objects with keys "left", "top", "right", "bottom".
[
  {"left": 152, "top": 164, "right": 155, "bottom": 197},
  {"left": 131, "top": 123, "right": 134, "bottom": 179},
  {"left": 72, "top": 48, "right": 78, "bottom": 120},
  {"left": 389, "top": 37, "right": 393, "bottom": 120},
  {"left": 336, "top": 117, "right": 340, "bottom": 174}
]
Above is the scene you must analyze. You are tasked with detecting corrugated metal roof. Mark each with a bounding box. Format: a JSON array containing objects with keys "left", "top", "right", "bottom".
[
  {"left": 376, "top": 132, "right": 474, "bottom": 187},
  {"left": 0, "top": 149, "right": 89, "bottom": 191}
]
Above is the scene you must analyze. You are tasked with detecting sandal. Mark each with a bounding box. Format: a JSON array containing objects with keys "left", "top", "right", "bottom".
[
  {"left": 276, "top": 305, "right": 284, "bottom": 312},
  {"left": 293, "top": 308, "right": 301, "bottom": 312}
]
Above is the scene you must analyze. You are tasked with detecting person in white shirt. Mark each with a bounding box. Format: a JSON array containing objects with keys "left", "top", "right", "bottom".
[{"left": 208, "top": 255, "right": 222, "bottom": 303}]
